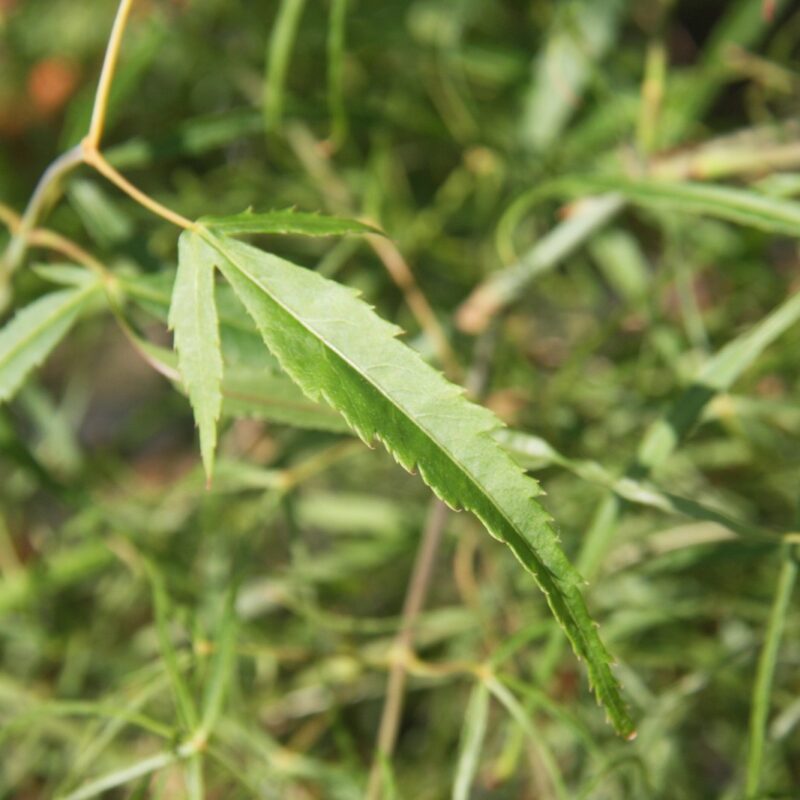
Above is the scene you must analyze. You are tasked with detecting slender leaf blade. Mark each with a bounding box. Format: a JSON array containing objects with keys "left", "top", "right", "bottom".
[
  {"left": 170, "top": 234, "right": 224, "bottom": 480},
  {"left": 201, "top": 208, "right": 379, "bottom": 238},
  {"left": 562, "top": 177, "right": 800, "bottom": 237},
  {"left": 192, "top": 228, "right": 635, "bottom": 737},
  {"left": 0, "top": 283, "right": 99, "bottom": 404}
]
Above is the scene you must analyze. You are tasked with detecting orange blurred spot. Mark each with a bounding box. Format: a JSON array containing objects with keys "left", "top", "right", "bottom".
[
  {"left": 28, "top": 57, "right": 79, "bottom": 116},
  {"left": 763, "top": 0, "right": 776, "bottom": 21}
]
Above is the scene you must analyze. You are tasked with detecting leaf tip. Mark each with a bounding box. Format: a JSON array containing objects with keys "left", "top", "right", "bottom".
[{"left": 199, "top": 423, "right": 219, "bottom": 490}]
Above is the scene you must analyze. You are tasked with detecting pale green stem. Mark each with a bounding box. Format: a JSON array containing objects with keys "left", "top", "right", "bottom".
[
  {"left": 1, "top": 145, "right": 84, "bottom": 281},
  {"left": 83, "top": 146, "right": 195, "bottom": 231},
  {"left": 745, "top": 543, "right": 798, "bottom": 797},
  {"left": 326, "top": 0, "right": 348, "bottom": 146},
  {"left": 264, "top": 0, "right": 307, "bottom": 131},
  {"left": 86, "top": 0, "right": 136, "bottom": 149}
]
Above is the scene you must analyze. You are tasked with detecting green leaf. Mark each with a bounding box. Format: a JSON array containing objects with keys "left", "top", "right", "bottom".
[
  {"left": 67, "top": 178, "right": 134, "bottom": 248},
  {"left": 60, "top": 749, "right": 184, "bottom": 800},
  {"left": 200, "top": 207, "right": 380, "bottom": 238},
  {"left": 746, "top": 543, "right": 798, "bottom": 796},
  {"left": 0, "top": 282, "right": 100, "bottom": 404},
  {"left": 105, "top": 109, "right": 263, "bottom": 170},
  {"left": 121, "top": 271, "right": 273, "bottom": 369},
  {"left": 169, "top": 233, "right": 224, "bottom": 481},
  {"left": 187, "top": 228, "right": 635, "bottom": 737}
]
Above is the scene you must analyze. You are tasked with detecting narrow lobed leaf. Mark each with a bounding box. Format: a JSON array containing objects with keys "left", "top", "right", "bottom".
[
  {"left": 169, "top": 233, "right": 224, "bottom": 481},
  {"left": 200, "top": 207, "right": 380, "bottom": 238},
  {"left": 185, "top": 227, "right": 635, "bottom": 737},
  {"left": 0, "top": 282, "right": 100, "bottom": 404}
]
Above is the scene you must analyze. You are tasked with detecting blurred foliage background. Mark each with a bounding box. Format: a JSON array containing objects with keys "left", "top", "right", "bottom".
[{"left": 1, "top": 0, "right": 800, "bottom": 797}]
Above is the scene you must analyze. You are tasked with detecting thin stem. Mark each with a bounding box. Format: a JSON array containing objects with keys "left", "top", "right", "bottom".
[
  {"left": 0, "top": 201, "right": 110, "bottom": 283},
  {"left": 0, "top": 203, "right": 20, "bottom": 230},
  {"left": 365, "top": 499, "right": 450, "bottom": 800},
  {"left": 264, "top": 0, "right": 307, "bottom": 132},
  {"left": 279, "top": 440, "right": 362, "bottom": 490},
  {"left": 0, "top": 0, "right": 135, "bottom": 286},
  {"left": 326, "top": 0, "right": 349, "bottom": 148},
  {"left": 745, "top": 543, "right": 798, "bottom": 797},
  {"left": 27, "top": 229, "right": 110, "bottom": 281},
  {"left": 1, "top": 145, "right": 84, "bottom": 277},
  {"left": 367, "top": 233, "right": 462, "bottom": 382},
  {"left": 83, "top": 146, "right": 195, "bottom": 231},
  {"left": 86, "top": 0, "right": 136, "bottom": 150}
]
